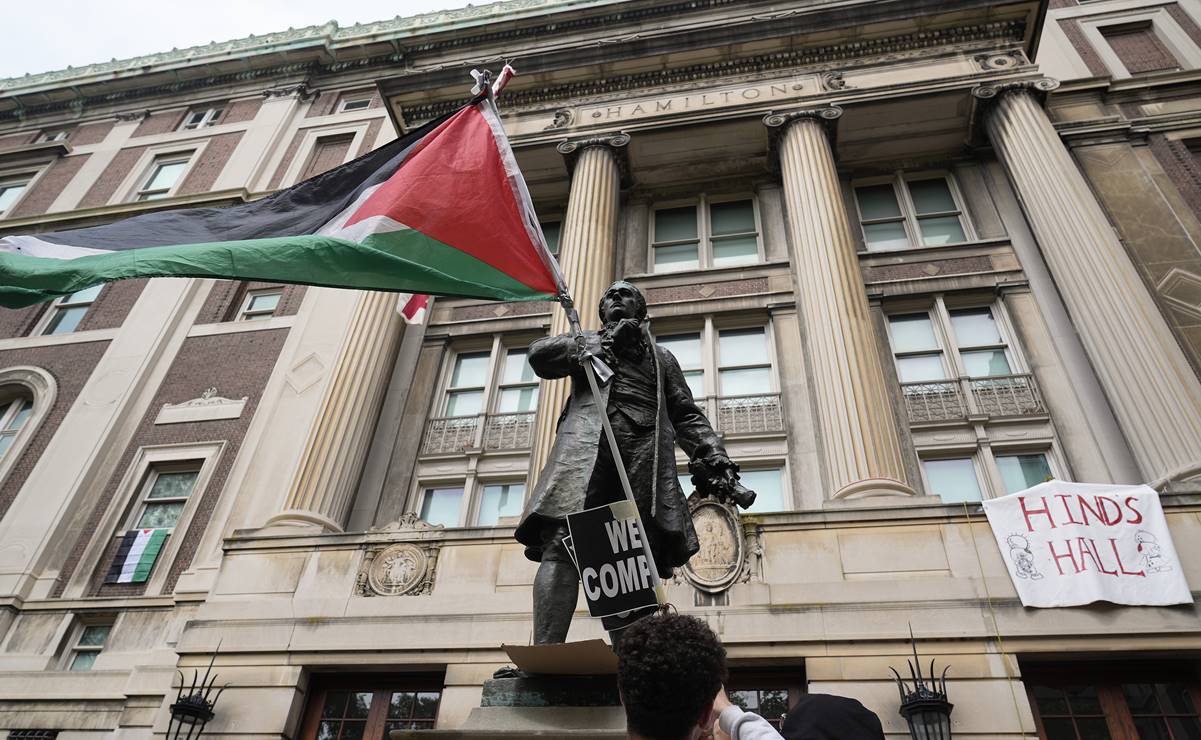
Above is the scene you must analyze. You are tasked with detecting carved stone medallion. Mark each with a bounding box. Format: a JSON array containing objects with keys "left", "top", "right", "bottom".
[
  {"left": 358, "top": 542, "right": 438, "bottom": 597},
  {"left": 682, "top": 499, "right": 745, "bottom": 593}
]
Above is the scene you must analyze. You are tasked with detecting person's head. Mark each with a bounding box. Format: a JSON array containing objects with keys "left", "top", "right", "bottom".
[
  {"left": 599, "top": 280, "right": 648, "bottom": 325},
  {"left": 616, "top": 613, "right": 727, "bottom": 740}
]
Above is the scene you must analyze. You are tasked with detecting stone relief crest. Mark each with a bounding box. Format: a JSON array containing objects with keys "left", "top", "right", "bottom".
[
  {"left": 358, "top": 542, "right": 440, "bottom": 597},
  {"left": 682, "top": 498, "right": 759, "bottom": 593}
]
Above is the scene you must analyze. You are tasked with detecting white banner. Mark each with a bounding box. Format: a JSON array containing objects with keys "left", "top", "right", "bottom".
[{"left": 981, "top": 480, "right": 1193, "bottom": 607}]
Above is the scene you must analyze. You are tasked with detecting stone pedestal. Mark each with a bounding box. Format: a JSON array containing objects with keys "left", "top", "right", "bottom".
[{"left": 391, "top": 676, "right": 625, "bottom": 739}]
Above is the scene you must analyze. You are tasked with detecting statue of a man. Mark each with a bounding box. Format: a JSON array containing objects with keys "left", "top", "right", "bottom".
[{"left": 514, "top": 280, "right": 749, "bottom": 643}]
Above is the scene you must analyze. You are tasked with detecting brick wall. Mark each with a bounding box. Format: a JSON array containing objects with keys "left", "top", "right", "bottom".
[
  {"left": 1167, "top": 4, "right": 1201, "bottom": 47},
  {"left": 0, "top": 132, "right": 37, "bottom": 151},
  {"left": 77, "top": 280, "right": 148, "bottom": 332},
  {"left": 195, "top": 280, "right": 306, "bottom": 323},
  {"left": 177, "top": 132, "right": 244, "bottom": 195},
  {"left": 1059, "top": 18, "right": 1110, "bottom": 77},
  {"left": 132, "top": 109, "right": 187, "bottom": 138},
  {"left": 267, "top": 129, "right": 307, "bottom": 191},
  {"left": 0, "top": 305, "right": 46, "bottom": 339},
  {"left": 356, "top": 118, "right": 384, "bottom": 157},
  {"left": 78, "top": 145, "right": 148, "bottom": 208},
  {"left": 70, "top": 120, "right": 114, "bottom": 147},
  {"left": 0, "top": 341, "right": 111, "bottom": 519},
  {"left": 49, "top": 329, "right": 288, "bottom": 598},
  {"left": 305, "top": 91, "right": 339, "bottom": 118},
  {"left": 1150, "top": 134, "right": 1201, "bottom": 225},
  {"left": 1101, "top": 23, "right": 1179, "bottom": 73},
  {"left": 222, "top": 97, "right": 263, "bottom": 124},
  {"left": 5, "top": 154, "right": 91, "bottom": 218}
]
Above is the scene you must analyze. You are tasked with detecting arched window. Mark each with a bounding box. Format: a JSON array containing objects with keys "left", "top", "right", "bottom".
[
  {"left": 0, "top": 367, "right": 57, "bottom": 487},
  {"left": 0, "top": 395, "right": 33, "bottom": 460}
]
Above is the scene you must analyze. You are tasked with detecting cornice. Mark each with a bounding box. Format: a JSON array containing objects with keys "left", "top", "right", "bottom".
[{"left": 398, "top": 20, "right": 1025, "bottom": 124}]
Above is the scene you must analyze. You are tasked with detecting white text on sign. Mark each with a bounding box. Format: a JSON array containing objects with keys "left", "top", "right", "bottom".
[{"left": 582, "top": 518, "right": 654, "bottom": 601}]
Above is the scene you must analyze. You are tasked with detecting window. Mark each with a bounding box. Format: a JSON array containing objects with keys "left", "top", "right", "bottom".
[
  {"left": 338, "top": 95, "right": 373, "bottom": 113},
  {"left": 922, "top": 457, "right": 985, "bottom": 503},
  {"left": 444, "top": 352, "right": 490, "bottom": 417},
  {"left": 419, "top": 486, "right": 464, "bottom": 528},
  {"left": 651, "top": 196, "right": 761, "bottom": 272},
  {"left": 888, "top": 305, "right": 1015, "bottom": 382},
  {"left": 0, "top": 177, "right": 29, "bottom": 217},
  {"left": 134, "top": 154, "right": 191, "bottom": 201},
  {"left": 179, "top": 105, "right": 224, "bottom": 130},
  {"left": 726, "top": 670, "right": 805, "bottom": 731},
  {"left": 854, "top": 174, "right": 971, "bottom": 251},
  {"left": 66, "top": 622, "right": 111, "bottom": 671},
  {"left": 996, "top": 452, "right": 1053, "bottom": 494},
  {"left": 920, "top": 450, "right": 1057, "bottom": 502},
  {"left": 239, "top": 289, "right": 282, "bottom": 321},
  {"left": 131, "top": 466, "right": 199, "bottom": 530},
  {"left": 1026, "top": 663, "right": 1201, "bottom": 740},
  {"left": 1101, "top": 21, "right": 1179, "bottom": 74},
  {"left": 37, "top": 284, "right": 102, "bottom": 336},
  {"left": 476, "top": 482, "right": 525, "bottom": 526},
  {"left": 37, "top": 129, "right": 70, "bottom": 143},
  {"left": 0, "top": 396, "right": 32, "bottom": 461},
  {"left": 656, "top": 321, "right": 782, "bottom": 437},
  {"left": 422, "top": 338, "right": 541, "bottom": 457},
  {"left": 737, "top": 467, "right": 786, "bottom": 514},
  {"left": 299, "top": 133, "right": 356, "bottom": 181},
  {"left": 299, "top": 677, "right": 443, "bottom": 740},
  {"left": 540, "top": 220, "right": 562, "bottom": 259}
]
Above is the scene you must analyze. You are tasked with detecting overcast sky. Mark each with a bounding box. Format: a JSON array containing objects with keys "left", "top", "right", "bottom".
[{"left": 1, "top": 0, "right": 481, "bottom": 80}]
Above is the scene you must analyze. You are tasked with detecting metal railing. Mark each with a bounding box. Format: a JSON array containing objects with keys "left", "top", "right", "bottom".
[
  {"left": 900, "top": 373, "right": 1046, "bottom": 423},
  {"left": 901, "top": 381, "right": 967, "bottom": 423},
  {"left": 706, "top": 393, "right": 785, "bottom": 435},
  {"left": 422, "top": 411, "right": 537, "bottom": 456},
  {"left": 483, "top": 411, "right": 536, "bottom": 450},
  {"left": 970, "top": 374, "right": 1046, "bottom": 417}
]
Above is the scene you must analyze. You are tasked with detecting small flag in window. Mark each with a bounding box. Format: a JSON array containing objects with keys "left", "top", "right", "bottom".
[{"left": 105, "top": 528, "right": 169, "bottom": 584}]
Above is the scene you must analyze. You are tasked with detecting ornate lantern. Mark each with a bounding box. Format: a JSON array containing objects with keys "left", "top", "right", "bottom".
[
  {"left": 890, "top": 630, "right": 953, "bottom": 740},
  {"left": 167, "top": 650, "right": 226, "bottom": 740}
]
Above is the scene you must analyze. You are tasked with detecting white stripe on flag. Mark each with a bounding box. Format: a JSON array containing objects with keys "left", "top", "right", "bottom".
[{"left": 118, "top": 529, "right": 153, "bottom": 583}]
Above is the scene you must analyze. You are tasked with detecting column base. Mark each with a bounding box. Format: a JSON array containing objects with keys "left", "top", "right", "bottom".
[
  {"left": 262, "top": 509, "right": 345, "bottom": 533},
  {"left": 831, "top": 477, "right": 916, "bottom": 500}
]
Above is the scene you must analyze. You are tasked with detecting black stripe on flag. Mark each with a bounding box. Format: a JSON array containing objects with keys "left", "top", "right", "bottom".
[{"left": 105, "top": 530, "right": 139, "bottom": 583}]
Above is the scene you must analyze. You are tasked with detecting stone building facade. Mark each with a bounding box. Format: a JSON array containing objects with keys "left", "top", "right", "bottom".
[{"left": 0, "top": 0, "right": 1199, "bottom": 737}]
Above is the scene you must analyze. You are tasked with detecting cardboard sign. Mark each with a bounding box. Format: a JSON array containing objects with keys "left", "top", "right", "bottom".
[
  {"left": 982, "top": 480, "right": 1193, "bottom": 607},
  {"left": 566, "top": 500, "right": 664, "bottom": 618}
]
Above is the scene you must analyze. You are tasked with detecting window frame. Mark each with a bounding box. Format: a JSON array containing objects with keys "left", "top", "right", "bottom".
[
  {"left": 852, "top": 171, "right": 976, "bottom": 252},
  {"left": 337, "top": 95, "right": 374, "bottom": 113},
  {"left": 416, "top": 476, "right": 531, "bottom": 529},
  {"left": 655, "top": 317, "right": 779, "bottom": 404},
  {"left": 280, "top": 123, "right": 369, "bottom": 187},
  {"left": 885, "top": 296, "right": 1026, "bottom": 383},
  {"left": 0, "top": 173, "right": 33, "bottom": 218},
  {"left": 918, "top": 445, "right": 1063, "bottom": 503},
  {"left": 123, "top": 462, "right": 203, "bottom": 533},
  {"left": 237, "top": 288, "right": 284, "bottom": 321},
  {"left": 0, "top": 368, "right": 55, "bottom": 495},
  {"left": 436, "top": 336, "right": 542, "bottom": 419},
  {"left": 649, "top": 193, "right": 764, "bottom": 273},
  {"left": 179, "top": 105, "right": 226, "bottom": 131},
  {"left": 59, "top": 616, "right": 115, "bottom": 672},
  {"left": 33, "top": 284, "right": 104, "bottom": 337},
  {"left": 298, "top": 673, "right": 445, "bottom": 740},
  {"left": 1080, "top": 8, "right": 1201, "bottom": 79},
  {"left": 61, "top": 442, "right": 224, "bottom": 599},
  {"left": 37, "top": 129, "right": 71, "bottom": 143},
  {"left": 132, "top": 151, "right": 194, "bottom": 202}
]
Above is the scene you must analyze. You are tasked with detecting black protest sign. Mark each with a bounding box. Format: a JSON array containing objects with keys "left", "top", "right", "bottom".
[{"left": 566, "top": 500, "right": 664, "bottom": 618}]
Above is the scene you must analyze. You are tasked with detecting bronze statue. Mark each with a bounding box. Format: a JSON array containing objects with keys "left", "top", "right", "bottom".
[{"left": 515, "top": 280, "right": 754, "bottom": 644}]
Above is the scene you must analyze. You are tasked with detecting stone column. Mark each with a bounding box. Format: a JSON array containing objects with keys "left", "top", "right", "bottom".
[
  {"left": 267, "top": 290, "right": 404, "bottom": 531},
  {"left": 527, "top": 134, "right": 627, "bottom": 481},
  {"left": 979, "top": 80, "right": 1201, "bottom": 480},
  {"left": 765, "top": 108, "right": 914, "bottom": 499}
]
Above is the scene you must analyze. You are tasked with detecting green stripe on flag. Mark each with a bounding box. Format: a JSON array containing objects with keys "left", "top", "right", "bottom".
[
  {"left": 131, "top": 529, "right": 168, "bottom": 583},
  {"left": 0, "top": 229, "right": 554, "bottom": 308}
]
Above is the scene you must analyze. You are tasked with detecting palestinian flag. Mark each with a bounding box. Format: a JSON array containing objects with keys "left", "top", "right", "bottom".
[
  {"left": 0, "top": 96, "right": 563, "bottom": 310},
  {"left": 105, "top": 528, "right": 169, "bottom": 584}
]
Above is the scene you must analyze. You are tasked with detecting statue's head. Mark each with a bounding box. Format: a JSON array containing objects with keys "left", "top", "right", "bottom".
[{"left": 598, "top": 280, "right": 647, "bottom": 324}]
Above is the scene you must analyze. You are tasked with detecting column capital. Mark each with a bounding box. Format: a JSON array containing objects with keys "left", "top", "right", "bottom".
[
  {"left": 761, "top": 105, "right": 843, "bottom": 131},
  {"left": 556, "top": 132, "right": 631, "bottom": 184},
  {"left": 971, "top": 77, "right": 1059, "bottom": 103}
]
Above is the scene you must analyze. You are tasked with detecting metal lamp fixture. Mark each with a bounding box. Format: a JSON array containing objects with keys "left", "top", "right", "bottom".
[
  {"left": 889, "top": 629, "right": 953, "bottom": 740},
  {"left": 167, "top": 649, "right": 227, "bottom": 740}
]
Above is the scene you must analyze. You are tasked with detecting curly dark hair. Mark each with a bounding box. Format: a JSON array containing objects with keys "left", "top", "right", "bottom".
[{"left": 616, "top": 613, "right": 727, "bottom": 739}]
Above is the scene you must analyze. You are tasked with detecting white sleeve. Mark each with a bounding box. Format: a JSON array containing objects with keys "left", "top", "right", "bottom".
[{"left": 718, "top": 705, "right": 785, "bottom": 740}]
